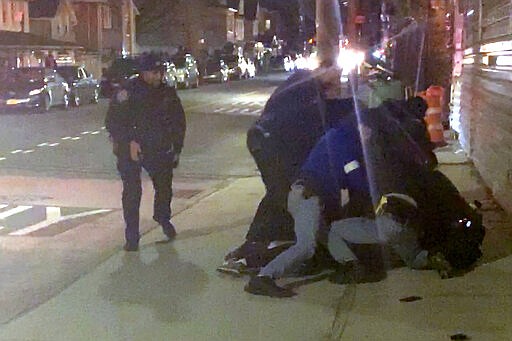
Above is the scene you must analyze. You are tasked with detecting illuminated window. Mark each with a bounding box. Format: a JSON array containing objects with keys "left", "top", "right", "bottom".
[
  {"left": 265, "top": 19, "right": 270, "bottom": 30},
  {"left": 14, "top": 11, "right": 23, "bottom": 23},
  {"left": 496, "top": 55, "right": 512, "bottom": 66}
]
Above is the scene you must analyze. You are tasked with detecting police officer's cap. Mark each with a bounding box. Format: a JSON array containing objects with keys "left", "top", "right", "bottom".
[{"left": 138, "top": 53, "right": 163, "bottom": 72}]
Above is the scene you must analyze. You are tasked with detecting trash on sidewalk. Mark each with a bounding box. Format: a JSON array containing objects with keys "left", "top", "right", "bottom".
[
  {"left": 450, "top": 332, "right": 470, "bottom": 340},
  {"left": 399, "top": 295, "right": 423, "bottom": 302}
]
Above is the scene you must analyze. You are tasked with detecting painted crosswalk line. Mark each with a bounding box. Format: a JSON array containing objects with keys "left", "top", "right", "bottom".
[{"left": 0, "top": 204, "right": 112, "bottom": 237}]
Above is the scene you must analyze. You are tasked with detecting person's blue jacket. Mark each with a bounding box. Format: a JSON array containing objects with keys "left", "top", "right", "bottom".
[{"left": 299, "top": 118, "right": 370, "bottom": 220}]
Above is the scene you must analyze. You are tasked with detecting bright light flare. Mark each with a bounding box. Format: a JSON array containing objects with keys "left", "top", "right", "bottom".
[
  {"left": 337, "top": 48, "right": 365, "bottom": 75},
  {"left": 496, "top": 55, "right": 512, "bottom": 66},
  {"left": 372, "top": 48, "right": 385, "bottom": 60},
  {"left": 304, "top": 52, "right": 320, "bottom": 70},
  {"left": 294, "top": 55, "right": 307, "bottom": 70}
]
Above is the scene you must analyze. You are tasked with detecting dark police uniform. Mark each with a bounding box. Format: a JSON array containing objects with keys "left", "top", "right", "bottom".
[
  {"left": 245, "top": 69, "right": 355, "bottom": 243},
  {"left": 105, "top": 68, "right": 186, "bottom": 248}
]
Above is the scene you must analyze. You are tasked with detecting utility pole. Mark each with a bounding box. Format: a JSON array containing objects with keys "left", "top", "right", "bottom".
[
  {"left": 315, "top": 0, "right": 341, "bottom": 66},
  {"left": 346, "top": 0, "right": 358, "bottom": 45}
]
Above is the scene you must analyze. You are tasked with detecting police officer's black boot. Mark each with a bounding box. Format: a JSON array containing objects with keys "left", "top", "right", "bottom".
[
  {"left": 161, "top": 221, "right": 177, "bottom": 241},
  {"left": 329, "top": 243, "right": 388, "bottom": 284},
  {"left": 123, "top": 242, "right": 139, "bottom": 252}
]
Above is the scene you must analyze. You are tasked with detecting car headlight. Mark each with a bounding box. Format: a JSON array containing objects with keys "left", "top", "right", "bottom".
[{"left": 29, "top": 89, "right": 42, "bottom": 96}]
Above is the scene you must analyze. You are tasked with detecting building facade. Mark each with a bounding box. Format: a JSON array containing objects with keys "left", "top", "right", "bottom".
[
  {"left": 0, "top": 0, "right": 29, "bottom": 32},
  {"left": 454, "top": 0, "right": 512, "bottom": 212},
  {"left": 135, "top": 0, "right": 276, "bottom": 59}
]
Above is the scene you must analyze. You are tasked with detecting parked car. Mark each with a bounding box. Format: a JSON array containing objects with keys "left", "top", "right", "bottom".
[
  {"left": 56, "top": 65, "right": 100, "bottom": 107},
  {"left": 269, "top": 55, "right": 288, "bottom": 72},
  {"left": 100, "top": 57, "right": 139, "bottom": 98},
  {"left": 244, "top": 57, "right": 257, "bottom": 78},
  {"left": 162, "top": 61, "right": 178, "bottom": 89},
  {"left": 201, "top": 57, "right": 229, "bottom": 83},
  {"left": 172, "top": 54, "right": 199, "bottom": 89},
  {"left": 221, "top": 54, "right": 246, "bottom": 80},
  {"left": 0, "top": 67, "right": 70, "bottom": 112}
]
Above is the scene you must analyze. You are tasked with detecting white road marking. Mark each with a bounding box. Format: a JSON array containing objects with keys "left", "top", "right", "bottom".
[
  {"left": 10, "top": 150, "right": 23, "bottom": 154},
  {"left": 71, "top": 137, "right": 81, "bottom": 140},
  {"left": 61, "top": 136, "right": 72, "bottom": 140},
  {"left": 0, "top": 204, "right": 8, "bottom": 209},
  {"left": 48, "top": 143, "right": 59, "bottom": 147},
  {"left": 0, "top": 206, "right": 32, "bottom": 220},
  {"left": 37, "top": 142, "right": 49, "bottom": 147},
  {"left": 10, "top": 208, "right": 112, "bottom": 236},
  {"left": 91, "top": 131, "right": 100, "bottom": 135},
  {"left": 22, "top": 150, "right": 34, "bottom": 154},
  {"left": 0, "top": 157, "right": 6, "bottom": 161},
  {"left": 81, "top": 131, "right": 91, "bottom": 135}
]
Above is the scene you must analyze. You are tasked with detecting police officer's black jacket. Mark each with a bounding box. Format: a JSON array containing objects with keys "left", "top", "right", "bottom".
[
  {"left": 105, "top": 77, "right": 186, "bottom": 156},
  {"left": 254, "top": 69, "right": 354, "bottom": 180}
]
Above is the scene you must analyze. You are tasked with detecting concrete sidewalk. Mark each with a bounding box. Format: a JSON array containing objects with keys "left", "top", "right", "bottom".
[{"left": 0, "top": 135, "right": 511, "bottom": 340}]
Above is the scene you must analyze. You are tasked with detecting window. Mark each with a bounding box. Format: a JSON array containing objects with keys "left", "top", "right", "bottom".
[
  {"left": 265, "top": 19, "right": 271, "bottom": 30},
  {"left": 102, "top": 5, "right": 112, "bottom": 29}
]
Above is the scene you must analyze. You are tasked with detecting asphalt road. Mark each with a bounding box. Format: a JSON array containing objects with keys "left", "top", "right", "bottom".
[{"left": 0, "top": 74, "right": 287, "bottom": 179}]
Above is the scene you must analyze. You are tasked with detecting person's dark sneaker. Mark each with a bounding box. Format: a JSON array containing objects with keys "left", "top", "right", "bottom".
[
  {"left": 224, "top": 241, "right": 268, "bottom": 261},
  {"left": 161, "top": 221, "right": 177, "bottom": 241},
  {"left": 217, "top": 258, "right": 259, "bottom": 276},
  {"left": 244, "top": 276, "right": 296, "bottom": 298},
  {"left": 123, "top": 242, "right": 139, "bottom": 252}
]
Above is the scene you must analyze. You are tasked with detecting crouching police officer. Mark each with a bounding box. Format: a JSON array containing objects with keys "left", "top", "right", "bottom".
[{"left": 105, "top": 53, "right": 186, "bottom": 251}]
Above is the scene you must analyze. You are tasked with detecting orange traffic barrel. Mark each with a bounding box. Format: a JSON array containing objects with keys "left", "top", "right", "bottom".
[{"left": 420, "top": 85, "right": 446, "bottom": 147}]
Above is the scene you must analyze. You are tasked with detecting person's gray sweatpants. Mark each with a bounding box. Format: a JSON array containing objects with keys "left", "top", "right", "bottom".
[
  {"left": 327, "top": 216, "right": 428, "bottom": 269},
  {"left": 259, "top": 183, "right": 320, "bottom": 278}
]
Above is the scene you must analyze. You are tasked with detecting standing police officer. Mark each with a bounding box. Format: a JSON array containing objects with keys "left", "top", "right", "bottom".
[{"left": 105, "top": 53, "right": 186, "bottom": 251}]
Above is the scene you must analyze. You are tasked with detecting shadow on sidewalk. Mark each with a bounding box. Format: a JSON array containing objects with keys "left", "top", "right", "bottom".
[{"left": 100, "top": 245, "right": 208, "bottom": 323}]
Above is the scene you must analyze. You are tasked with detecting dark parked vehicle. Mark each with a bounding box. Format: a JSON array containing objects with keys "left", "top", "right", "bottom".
[
  {"left": 100, "top": 57, "right": 139, "bottom": 98},
  {"left": 0, "top": 67, "right": 70, "bottom": 112},
  {"left": 172, "top": 54, "right": 199, "bottom": 89},
  {"left": 201, "top": 58, "right": 229, "bottom": 83},
  {"left": 56, "top": 65, "right": 100, "bottom": 107},
  {"left": 269, "top": 55, "right": 287, "bottom": 72}
]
